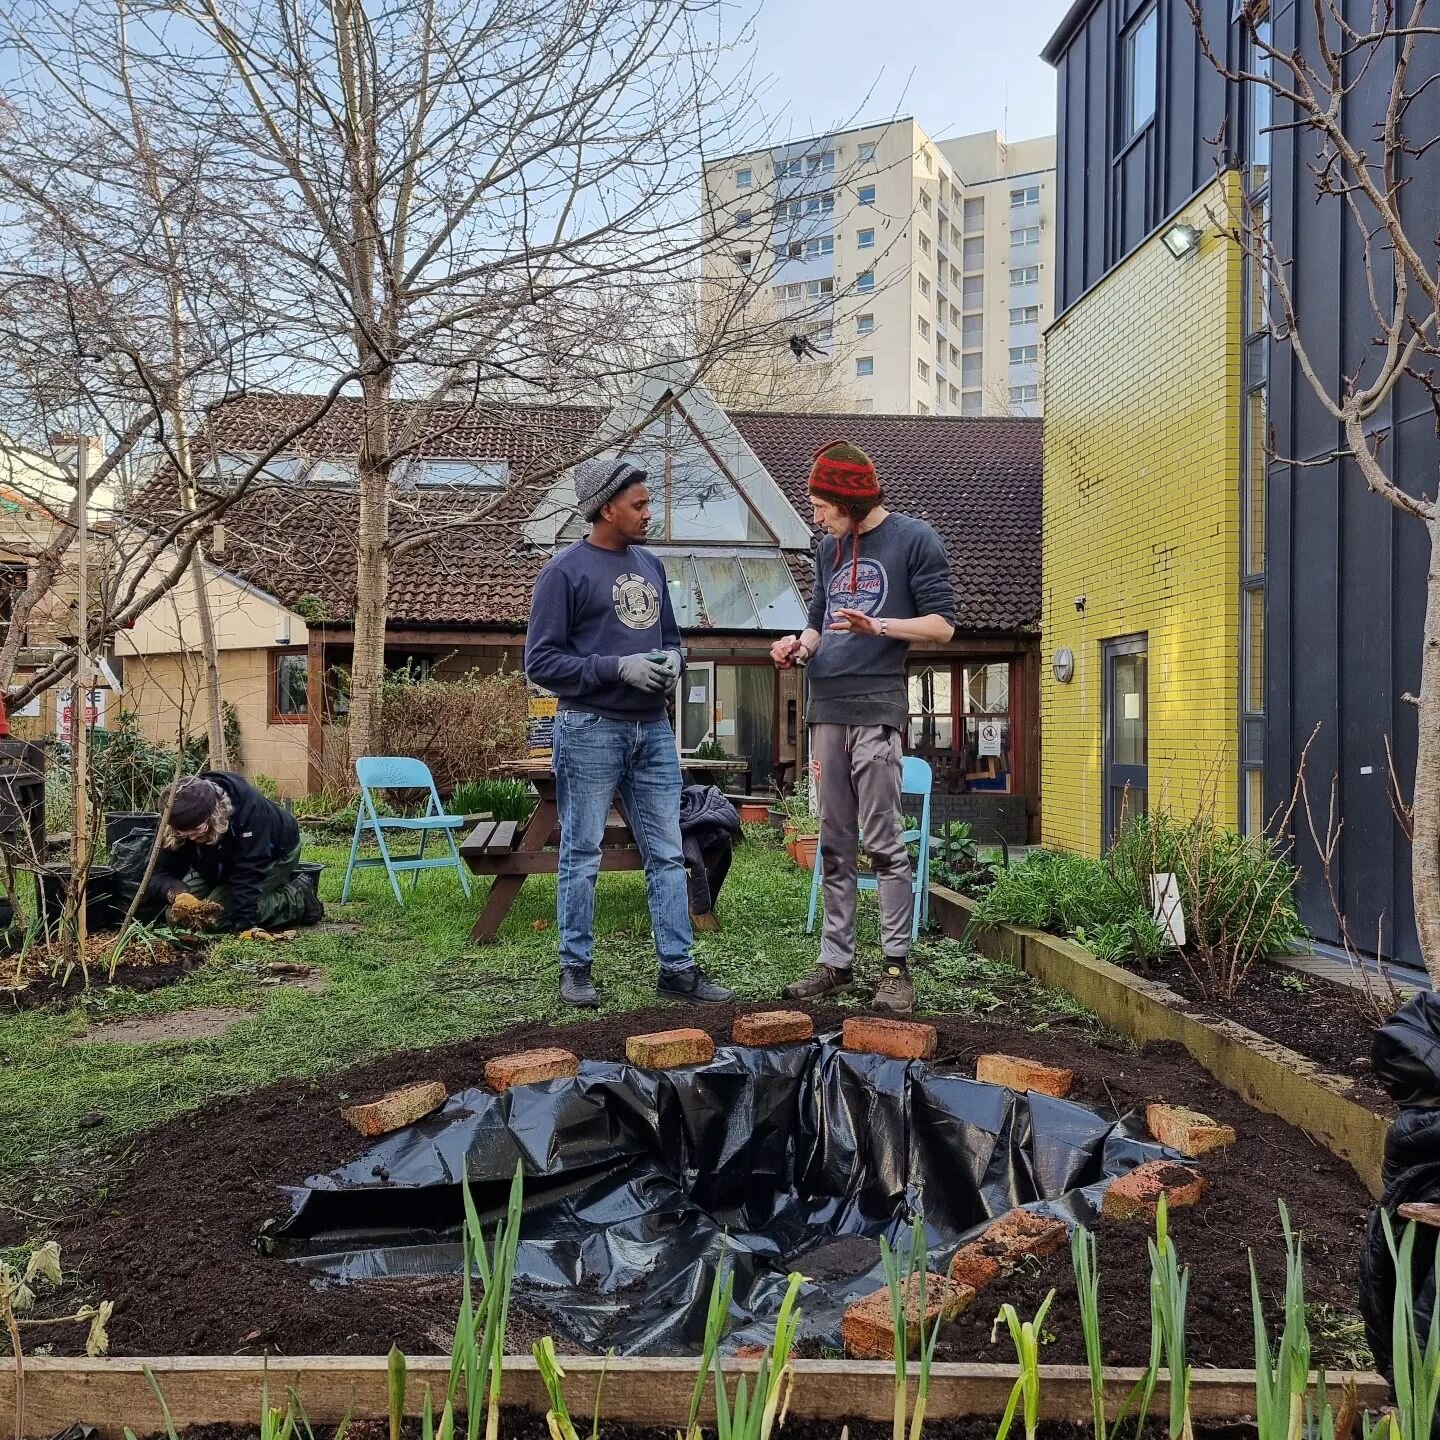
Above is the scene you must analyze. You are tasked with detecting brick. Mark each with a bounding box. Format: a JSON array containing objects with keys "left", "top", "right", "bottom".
[
  {"left": 732, "top": 1010, "right": 815, "bottom": 1046},
  {"left": 625, "top": 1027, "right": 716, "bottom": 1070},
  {"left": 1145, "top": 1103, "right": 1237, "bottom": 1158},
  {"left": 841, "top": 1272, "right": 975, "bottom": 1360},
  {"left": 341, "top": 1080, "right": 447, "bottom": 1137},
  {"left": 975, "top": 1053, "right": 1074, "bottom": 1098},
  {"left": 1102, "top": 1161, "right": 1206, "bottom": 1223},
  {"left": 948, "top": 1208, "right": 1070, "bottom": 1291},
  {"left": 483, "top": 1047, "right": 579, "bottom": 1093},
  {"left": 842, "top": 1016, "right": 937, "bottom": 1061}
]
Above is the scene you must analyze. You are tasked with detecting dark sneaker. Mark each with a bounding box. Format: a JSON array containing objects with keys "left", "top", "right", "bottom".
[
  {"left": 871, "top": 964, "right": 915, "bottom": 1015},
  {"left": 782, "top": 964, "right": 855, "bottom": 1001},
  {"left": 296, "top": 872, "right": 324, "bottom": 926},
  {"left": 658, "top": 965, "right": 734, "bottom": 1003},
  {"left": 561, "top": 967, "right": 600, "bottom": 1008}
]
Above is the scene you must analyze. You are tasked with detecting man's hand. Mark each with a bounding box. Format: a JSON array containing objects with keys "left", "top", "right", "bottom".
[
  {"left": 829, "top": 607, "right": 883, "bottom": 636},
  {"left": 616, "top": 652, "right": 667, "bottom": 693},
  {"left": 770, "top": 635, "right": 801, "bottom": 668},
  {"left": 651, "top": 650, "right": 682, "bottom": 695}
]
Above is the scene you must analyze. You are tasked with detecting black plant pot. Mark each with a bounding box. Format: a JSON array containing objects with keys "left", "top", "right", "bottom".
[
  {"left": 34, "top": 864, "right": 123, "bottom": 937},
  {"left": 104, "top": 811, "right": 160, "bottom": 852}
]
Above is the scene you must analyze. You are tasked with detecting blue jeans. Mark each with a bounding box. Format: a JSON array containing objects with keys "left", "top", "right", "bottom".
[{"left": 552, "top": 710, "right": 693, "bottom": 975}]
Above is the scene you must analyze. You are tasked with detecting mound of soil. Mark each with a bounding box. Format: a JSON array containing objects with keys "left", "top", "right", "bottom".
[
  {"left": 0, "top": 930, "right": 207, "bottom": 1013},
  {"left": 26, "top": 1002, "right": 1372, "bottom": 1369}
]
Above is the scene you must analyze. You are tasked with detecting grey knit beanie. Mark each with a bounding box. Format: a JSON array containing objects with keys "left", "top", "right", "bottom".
[{"left": 575, "top": 454, "right": 647, "bottom": 521}]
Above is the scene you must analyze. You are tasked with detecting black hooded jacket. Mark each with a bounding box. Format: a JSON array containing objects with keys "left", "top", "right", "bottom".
[{"left": 148, "top": 771, "right": 299, "bottom": 930}]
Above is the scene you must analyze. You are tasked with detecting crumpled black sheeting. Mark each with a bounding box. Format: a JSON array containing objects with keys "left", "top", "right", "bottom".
[{"left": 281, "top": 1035, "right": 1171, "bottom": 1354}]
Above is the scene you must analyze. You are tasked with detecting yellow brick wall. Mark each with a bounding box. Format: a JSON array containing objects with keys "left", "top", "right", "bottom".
[{"left": 1041, "top": 175, "right": 1243, "bottom": 855}]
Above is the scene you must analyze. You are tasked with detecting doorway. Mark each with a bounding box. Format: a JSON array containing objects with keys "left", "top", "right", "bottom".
[
  {"left": 1103, "top": 634, "right": 1148, "bottom": 846},
  {"left": 681, "top": 662, "right": 715, "bottom": 752}
]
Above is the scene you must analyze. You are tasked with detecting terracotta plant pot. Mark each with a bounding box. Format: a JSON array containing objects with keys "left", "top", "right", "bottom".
[
  {"left": 738, "top": 803, "right": 769, "bottom": 824},
  {"left": 792, "top": 834, "right": 820, "bottom": 870}
]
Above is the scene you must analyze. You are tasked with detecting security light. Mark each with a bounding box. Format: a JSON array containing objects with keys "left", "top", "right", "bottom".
[{"left": 1161, "top": 222, "right": 1202, "bottom": 259}]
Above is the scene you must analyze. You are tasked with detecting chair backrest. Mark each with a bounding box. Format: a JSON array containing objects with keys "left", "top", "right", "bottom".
[
  {"left": 900, "top": 755, "right": 933, "bottom": 799},
  {"left": 355, "top": 756, "right": 439, "bottom": 794}
]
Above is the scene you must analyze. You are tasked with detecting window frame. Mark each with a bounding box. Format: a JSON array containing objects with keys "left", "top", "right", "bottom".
[
  {"left": 856, "top": 313, "right": 875, "bottom": 335},
  {"left": 735, "top": 167, "right": 752, "bottom": 187},
  {"left": 857, "top": 227, "right": 875, "bottom": 249},
  {"left": 855, "top": 355, "right": 875, "bottom": 377},
  {"left": 270, "top": 648, "right": 310, "bottom": 725},
  {"left": 1120, "top": 3, "right": 1160, "bottom": 146},
  {"left": 857, "top": 184, "right": 877, "bottom": 206},
  {"left": 904, "top": 658, "right": 1020, "bottom": 794},
  {"left": 857, "top": 142, "right": 877, "bottom": 162},
  {"left": 855, "top": 269, "right": 876, "bottom": 293}
]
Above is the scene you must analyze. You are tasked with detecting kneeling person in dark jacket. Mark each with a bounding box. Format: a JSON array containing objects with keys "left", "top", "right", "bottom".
[{"left": 145, "top": 772, "right": 323, "bottom": 934}]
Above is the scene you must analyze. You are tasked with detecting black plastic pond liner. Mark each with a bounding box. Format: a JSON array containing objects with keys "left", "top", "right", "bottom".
[{"left": 281, "top": 1034, "right": 1175, "bottom": 1355}]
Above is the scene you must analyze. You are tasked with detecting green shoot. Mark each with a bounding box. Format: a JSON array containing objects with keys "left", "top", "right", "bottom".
[
  {"left": 880, "top": 1215, "right": 950, "bottom": 1440},
  {"left": 592, "top": 1349, "right": 613, "bottom": 1440},
  {"left": 1251, "top": 1202, "right": 1324, "bottom": 1440},
  {"left": 684, "top": 1255, "right": 736, "bottom": 1440},
  {"left": 141, "top": 1364, "right": 182, "bottom": 1440},
  {"left": 1071, "top": 1226, "right": 1106, "bottom": 1440},
  {"left": 535, "top": 1335, "right": 580, "bottom": 1440},
  {"left": 993, "top": 1290, "right": 1057, "bottom": 1440},
  {"left": 389, "top": 1344, "right": 407, "bottom": 1440},
  {"left": 1381, "top": 1213, "right": 1440, "bottom": 1440},
  {"left": 1146, "top": 1197, "right": 1192, "bottom": 1440},
  {"left": 708, "top": 1270, "right": 806, "bottom": 1440}
]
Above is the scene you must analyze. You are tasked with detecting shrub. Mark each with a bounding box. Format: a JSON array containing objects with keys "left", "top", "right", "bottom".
[
  {"left": 377, "top": 663, "right": 527, "bottom": 793},
  {"left": 87, "top": 711, "right": 207, "bottom": 814}
]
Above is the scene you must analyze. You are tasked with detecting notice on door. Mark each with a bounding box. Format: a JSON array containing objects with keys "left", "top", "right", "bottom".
[
  {"left": 688, "top": 686, "right": 706, "bottom": 704},
  {"left": 978, "top": 719, "right": 1002, "bottom": 757}
]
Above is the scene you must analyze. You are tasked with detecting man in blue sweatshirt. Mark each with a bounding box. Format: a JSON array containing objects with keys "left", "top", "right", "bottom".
[{"left": 524, "top": 454, "right": 735, "bottom": 1009}]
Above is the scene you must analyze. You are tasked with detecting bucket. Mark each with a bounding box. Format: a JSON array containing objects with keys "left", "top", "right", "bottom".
[
  {"left": 105, "top": 811, "right": 159, "bottom": 852},
  {"left": 33, "top": 865, "right": 123, "bottom": 936}
]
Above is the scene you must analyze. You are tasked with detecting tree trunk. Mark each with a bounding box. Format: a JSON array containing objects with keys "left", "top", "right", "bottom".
[
  {"left": 346, "top": 373, "right": 391, "bottom": 780},
  {"left": 189, "top": 550, "right": 227, "bottom": 769},
  {"left": 1413, "top": 518, "right": 1440, "bottom": 984}
]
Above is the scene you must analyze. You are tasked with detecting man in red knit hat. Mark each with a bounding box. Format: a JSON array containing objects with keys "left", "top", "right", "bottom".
[{"left": 770, "top": 440, "right": 955, "bottom": 1013}]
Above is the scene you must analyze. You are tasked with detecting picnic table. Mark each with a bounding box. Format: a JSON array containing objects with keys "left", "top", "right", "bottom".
[
  {"left": 679, "top": 755, "right": 753, "bottom": 792},
  {"left": 459, "top": 759, "right": 644, "bottom": 942}
]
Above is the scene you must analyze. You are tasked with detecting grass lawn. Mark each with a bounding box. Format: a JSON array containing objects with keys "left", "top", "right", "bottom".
[{"left": 0, "top": 825, "right": 1096, "bottom": 1214}]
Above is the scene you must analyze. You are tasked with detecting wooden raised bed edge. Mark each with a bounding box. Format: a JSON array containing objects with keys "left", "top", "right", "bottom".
[
  {"left": 930, "top": 884, "right": 1390, "bottom": 1198},
  {"left": 0, "top": 1356, "right": 1391, "bottom": 1438}
]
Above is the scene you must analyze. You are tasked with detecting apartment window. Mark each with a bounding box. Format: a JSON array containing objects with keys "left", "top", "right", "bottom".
[
  {"left": 918, "top": 274, "right": 931, "bottom": 298},
  {"left": 271, "top": 651, "right": 309, "bottom": 722},
  {"left": 735, "top": 251, "right": 752, "bottom": 270},
  {"left": 962, "top": 276, "right": 983, "bottom": 308},
  {"left": 807, "top": 149, "right": 835, "bottom": 174},
  {"left": 962, "top": 236, "right": 984, "bottom": 270},
  {"left": 1011, "top": 226, "right": 1041, "bottom": 247},
  {"left": 950, "top": 264, "right": 962, "bottom": 289},
  {"left": 916, "top": 400, "right": 930, "bottom": 415},
  {"left": 856, "top": 355, "right": 874, "bottom": 377},
  {"left": 919, "top": 232, "right": 932, "bottom": 257},
  {"left": 961, "top": 391, "right": 982, "bottom": 416},
  {"left": 857, "top": 399, "right": 875, "bottom": 412},
  {"left": 1009, "top": 305, "right": 1040, "bottom": 324},
  {"left": 963, "top": 197, "right": 984, "bottom": 233},
  {"left": 1009, "top": 384, "right": 1039, "bottom": 404},
  {"left": 920, "top": 192, "right": 932, "bottom": 215},
  {"left": 923, "top": 149, "right": 933, "bottom": 173},
  {"left": 806, "top": 193, "right": 835, "bottom": 216},
  {"left": 1123, "top": 3, "right": 1159, "bottom": 141},
  {"left": 1009, "top": 345, "right": 1038, "bottom": 365},
  {"left": 805, "top": 277, "right": 834, "bottom": 299},
  {"left": 1010, "top": 185, "right": 1040, "bottom": 208},
  {"left": 858, "top": 142, "right": 877, "bottom": 162},
  {"left": 961, "top": 353, "right": 983, "bottom": 385},
  {"left": 949, "top": 343, "right": 962, "bottom": 366},
  {"left": 962, "top": 314, "right": 983, "bottom": 347},
  {"left": 917, "top": 359, "right": 930, "bottom": 382},
  {"left": 918, "top": 315, "right": 930, "bottom": 340},
  {"left": 787, "top": 241, "right": 803, "bottom": 259},
  {"left": 782, "top": 200, "right": 803, "bottom": 221},
  {"left": 774, "top": 282, "right": 802, "bottom": 301},
  {"left": 736, "top": 167, "right": 753, "bottom": 187},
  {"left": 778, "top": 158, "right": 802, "bottom": 178},
  {"left": 1010, "top": 265, "right": 1040, "bottom": 285},
  {"left": 951, "top": 304, "right": 963, "bottom": 327},
  {"left": 736, "top": 211, "right": 752, "bottom": 229},
  {"left": 856, "top": 269, "right": 875, "bottom": 292},
  {"left": 1246, "top": 9, "right": 1273, "bottom": 194},
  {"left": 949, "top": 383, "right": 959, "bottom": 405},
  {"left": 804, "top": 236, "right": 834, "bottom": 257},
  {"left": 857, "top": 228, "right": 875, "bottom": 249},
  {"left": 857, "top": 184, "right": 877, "bottom": 205},
  {"left": 856, "top": 313, "right": 875, "bottom": 335}
]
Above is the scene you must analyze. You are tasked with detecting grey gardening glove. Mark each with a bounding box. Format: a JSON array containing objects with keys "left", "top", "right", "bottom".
[
  {"left": 616, "top": 652, "right": 667, "bottom": 693},
  {"left": 651, "top": 650, "right": 682, "bottom": 696}
]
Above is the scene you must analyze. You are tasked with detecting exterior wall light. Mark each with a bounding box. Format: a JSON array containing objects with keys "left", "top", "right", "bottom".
[{"left": 1161, "top": 222, "right": 1202, "bottom": 259}]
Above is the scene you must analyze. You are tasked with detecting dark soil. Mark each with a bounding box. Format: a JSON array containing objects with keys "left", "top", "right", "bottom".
[
  {"left": 0, "top": 931, "right": 207, "bottom": 1013},
  {"left": 1158, "top": 959, "right": 1394, "bottom": 1113},
  {"left": 14, "top": 1002, "right": 1372, "bottom": 1370}
]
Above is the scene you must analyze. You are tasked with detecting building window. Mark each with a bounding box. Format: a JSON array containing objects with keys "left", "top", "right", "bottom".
[
  {"left": 962, "top": 236, "right": 984, "bottom": 271},
  {"left": 923, "top": 149, "right": 933, "bottom": 173},
  {"left": 271, "top": 650, "right": 308, "bottom": 722},
  {"left": 857, "top": 399, "right": 875, "bottom": 413},
  {"left": 735, "top": 251, "right": 752, "bottom": 270},
  {"left": 919, "top": 231, "right": 932, "bottom": 257},
  {"left": 1009, "top": 344, "right": 1038, "bottom": 365},
  {"left": 782, "top": 200, "right": 803, "bottom": 221},
  {"left": 906, "top": 661, "right": 1014, "bottom": 791},
  {"left": 787, "top": 241, "right": 803, "bottom": 259},
  {"left": 962, "top": 275, "right": 983, "bottom": 309},
  {"left": 807, "top": 149, "right": 835, "bottom": 175},
  {"left": 736, "top": 167, "right": 752, "bottom": 187},
  {"left": 963, "top": 197, "right": 984, "bottom": 233},
  {"left": 918, "top": 315, "right": 930, "bottom": 340},
  {"left": 806, "top": 193, "right": 835, "bottom": 216},
  {"left": 920, "top": 192, "right": 932, "bottom": 215},
  {"left": 1010, "top": 185, "right": 1040, "bottom": 208},
  {"left": 779, "top": 158, "right": 803, "bottom": 178},
  {"left": 1009, "top": 384, "right": 1039, "bottom": 404},
  {"left": 736, "top": 211, "right": 752, "bottom": 229},
  {"left": 1009, "top": 305, "right": 1040, "bottom": 324},
  {"left": 916, "top": 401, "right": 930, "bottom": 415},
  {"left": 1246, "top": 12, "right": 1272, "bottom": 191},
  {"left": 856, "top": 355, "right": 874, "bottom": 377},
  {"left": 1010, "top": 265, "right": 1040, "bottom": 286},
  {"left": 961, "top": 390, "right": 982, "bottom": 416},
  {"left": 857, "top": 184, "right": 876, "bottom": 205},
  {"left": 962, "top": 314, "right": 983, "bottom": 347},
  {"left": 856, "top": 313, "right": 875, "bottom": 335},
  {"left": 855, "top": 270, "right": 875, "bottom": 292},
  {"left": 805, "top": 277, "right": 834, "bottom": 300},
  {"left": 917, "top": 358, "right": 929, "bottom": 382},
  {"left": 858, "top": 142, "right": 877, "bottom": 162},
  {"left": 1011, "top": 225, "right": 1041, "bottom": 247},
  {"left": 774, "top": 282, "right": 802, "bottom": 301},
  {"left": 804, "top": 236, "right": 834, "bottom": 257},
  {"left": 1123, "top": 3, "right": 1159, "bottom": 141},
  {"left": 907, "top": 665, "right": 953, "bottom": 749},
  {"left": 918, "top": 274, "right": 931, "bottom": 298},
  {"left": 961, "top": 353, "right": 983, "bottom": 386},
  {"left": 857, "top": 228, "right": 875, "bottom": 249}
]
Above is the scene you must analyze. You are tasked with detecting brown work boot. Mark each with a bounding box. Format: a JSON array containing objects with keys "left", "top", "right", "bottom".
[
  {"left": 871, "top": 963, "right": 916, "bottom": 1015},
  {"left": 782, "top": 964, "right": 854, "bottom": 1001}
]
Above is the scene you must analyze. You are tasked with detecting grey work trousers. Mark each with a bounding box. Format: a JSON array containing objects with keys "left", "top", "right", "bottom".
[{"left": 810, "top": 723, "right": 913, "bottom": 969}]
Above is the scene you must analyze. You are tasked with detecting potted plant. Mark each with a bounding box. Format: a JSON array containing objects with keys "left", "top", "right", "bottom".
[{"left": 779, "top": 779, "right": 819, "bottom": 868}]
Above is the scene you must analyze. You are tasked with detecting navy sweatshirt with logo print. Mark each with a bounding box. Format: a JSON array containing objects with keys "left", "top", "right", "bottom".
[{"left": 525, "top": 539, "right": 682, "bottom": 720}]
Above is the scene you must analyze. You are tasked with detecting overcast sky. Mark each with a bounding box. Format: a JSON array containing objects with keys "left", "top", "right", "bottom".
[{"left": 731, "top": 0, "right": 1073, "bottom": 147}]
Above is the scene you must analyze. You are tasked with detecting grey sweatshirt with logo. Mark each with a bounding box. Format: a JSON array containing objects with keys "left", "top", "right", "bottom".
[{"left": 804, "top": 513, "right": 956, "bottom": 731}]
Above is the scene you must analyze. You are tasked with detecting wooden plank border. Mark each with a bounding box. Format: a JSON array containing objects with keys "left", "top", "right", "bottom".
[
  {"left": 930, "top": 883, "right": 1390, "bottom": 1197},
  {"left": 0, "top": 1356, "right": 1391, "bottom": 1438}
]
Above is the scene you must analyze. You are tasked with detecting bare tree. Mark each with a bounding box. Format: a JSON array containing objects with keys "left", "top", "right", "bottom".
[{"left": 1189, "top": 0, "right": 1440, "bottom": 982}]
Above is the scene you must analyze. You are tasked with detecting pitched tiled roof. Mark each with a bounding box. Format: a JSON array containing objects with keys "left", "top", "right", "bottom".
[{"left": 136, "top": 393, "right": 1040, "bottom": 633}]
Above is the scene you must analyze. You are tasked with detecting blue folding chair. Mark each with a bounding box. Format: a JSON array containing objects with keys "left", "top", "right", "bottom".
[
  {"left": 341, "top": 757, "right": 473, "bottom": 905},
  {"left": 806, "top": 755, "right": 934, "bottom": 941}
]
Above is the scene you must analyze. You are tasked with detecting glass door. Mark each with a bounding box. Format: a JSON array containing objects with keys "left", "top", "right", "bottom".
[
  {"left": 680, "top": 661, "right": 715, "bottom": 753},
  {"left": 1103, "top": 635, "right": 1148, "bottom": 846}
]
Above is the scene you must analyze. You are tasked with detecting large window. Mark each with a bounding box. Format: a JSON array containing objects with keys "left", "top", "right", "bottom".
[
  {"left": 271, "top": 650, "right": 308, "bottom": 723},
  {"left": 1122, "top": 4, "right": 1159, "bottom": 141},
  {"left": 906, "top": 660, "right": 1015, "bottom": 791}
]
